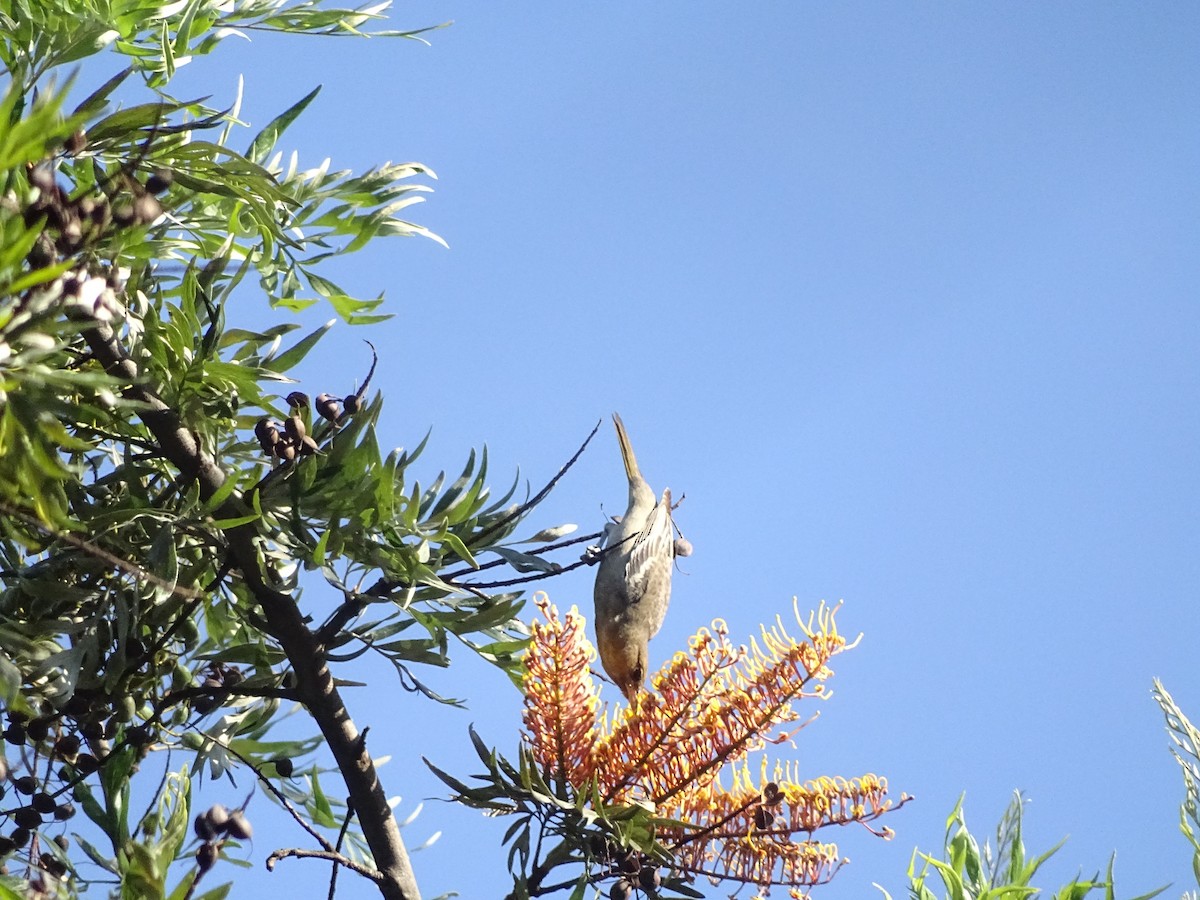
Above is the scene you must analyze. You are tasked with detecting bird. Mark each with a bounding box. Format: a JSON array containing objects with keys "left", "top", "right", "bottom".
[{"left": 593, "top": 413, "right": 680, "bottom": 702}]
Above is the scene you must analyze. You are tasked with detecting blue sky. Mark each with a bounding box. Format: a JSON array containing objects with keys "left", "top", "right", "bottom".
[{"left": 153, "top": 4, "right": 1198, "bottom": 897}]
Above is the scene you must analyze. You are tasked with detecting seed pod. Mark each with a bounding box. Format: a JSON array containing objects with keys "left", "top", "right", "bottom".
[
  {"left": 673, "top": 537, "right": 693, "bottom": 558},
  {"left": 25, "top": 719, "right": 50, "bottom": 743},
  {"left": 276, "top": 442, "right": 297, "bottom": 462},
  {"left": 4, "top": 723, "right": 26, "bottom": 746},
  {"left": 126, "top": 725, "right": 151, "bottom": 747},
  {"left": 619, "top": 852, "right": 641, "bottom": 875},
  {"left": 74, "top": 753, "right": 99, "bottom": 775},
  {"left": 54, "top": 734, "right": 81, "bottom": 760},
  {"left": 225, "top": 809, "right": 252, "bottom": 840},
  {"left": 65, "top": 130, "right": 88, "bottom": 155},
  {"left": 754, "top": 806, "right": 774, "bottom": 829},
  {"left": 254, "top": 418, "right": 280, "bottom": 447},
  {"left": 273, "top": 758, "right": 294, "bottom": 777},
  {"left": 10, "top": 828, "right": 30, "bottom": 849},
  {"left": 609, "top": 879, "right": 632, "bottom": 900},
  {"left": 196, "top": 841, "right": 218, "bottom": 873},
  {"left": 194, "top": 812, "right": 217, "bottom": 841},
  {"left": 14, "top": 806, "right": 42, "bottom": 829},
  {"left": 53, "top": 802, "right": 75, "bottom": 821},
  {"left": 13, "top": 776, "right": 36, "bottom": 795},
  {"left": 206, "top": 804, "right": 230, "bottom": 833},
  {"left": 284, "top": 414, "right": 306, "bottom": 442},
  {"left": 32, "top": 792, "right": 56, "bottom": 814},
  {"left": 342, "top": 393, "right": 360, "bottom": 416},
  {"left": 315, "top": 393, "right": 340, "bottom": 422},
  {"left": 285, "top": 391, "right": 309, "bottom": 410},
  {"left": 638, "top": 866, "right": 662, "bottom": 891},
  {"left": 0, "top": 836, "right": 13, "bottom": 856},
  {"left": 299, "top": 435, "right": 319, "bottom": 456},
  {"left": 133, "top": 194, "right": 161, "bottom": 224},
  {"left": 145, "top": 169, "right": 172, "bottom": 194}
]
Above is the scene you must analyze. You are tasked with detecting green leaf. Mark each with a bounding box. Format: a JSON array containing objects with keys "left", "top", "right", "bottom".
[
  {"left": 263, "top": 317, "right": 335, "bottom": 373},
  {"left": 247, "top": 85, "right": 322, "bottom": 163}
]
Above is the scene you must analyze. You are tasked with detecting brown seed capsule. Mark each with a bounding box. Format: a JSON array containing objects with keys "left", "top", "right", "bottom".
[
  {"left": 206, "top": 804, "right": 230, "bottom": 832},
  {"left": 315, "top": 393, "right": 340, "bottom": 422},
  {"left": 14, "top": 806, "right": 42, "bottom": 829},
  {"left": 32, "top": 792, "right": 56, "bottom": 814},
  {"left": 196, "top": 840, "right": 218, "bottom": 873},
  {"left": 145, "top": 169, "right": 172, "bottom": 194},
  {"left": 275, "top": 442, "right": 297, "bottom": 462},
  {"left": 194, "top": 812, "right": 217, "bottom": 841},
  {"left": 299, "top": 435, "right": 319, "bottom": 456},
  {"left": 13, "top": 776, "right": 36, "bottom": 795},
  {"left": 285, "top": 391, "right": 309, "bottom": 409},
  {"left": 673, "top": 537, "right": 693, "bottom": 558},
  {"left": 273, "top": 758, "right": 294, "bottom": 777},
  {"left": 638, "top": 866, "right": 662, "bottom": 891},
  {"left": 254, "top": 418, "right": 280, "bottom": 446},
  {"left": 225, "top": 809, "right": 252, "bottom": 840},
  {"left": 53, "top": 802, "right": 75, "bottom": 821},
  {"left": 54, "top": 734, "right": 81, "bottom": 760},
  {"left": 133, "top": 194, "right": 161, "bottom": 224},
  {"left": 342, "top": 393, "right": 360, "bottom": 416},
  {"left": 4, "top": 723, "right": 26, "bottom": 746},
  {"left": 53, "top": 834, "right": 69, "bottom": 852},
  {"left": 284, "top": 414, "right": 305, "bottom": 442},
  {"left": 10, "top": 828, "right": 30, "bottom": 849},
  {"left": 65, "top": 130, "right": 88, "bottom": 155},
  {"left": 609, "top": 879, "right": 632, "bottom": 900},
  {"left": 74, "top": 753, "right": 99, "bottom": 775}
]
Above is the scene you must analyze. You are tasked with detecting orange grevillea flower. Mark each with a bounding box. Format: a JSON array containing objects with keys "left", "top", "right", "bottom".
[{"left": 520, "top": 594, "right": 908, "bottom": 895}]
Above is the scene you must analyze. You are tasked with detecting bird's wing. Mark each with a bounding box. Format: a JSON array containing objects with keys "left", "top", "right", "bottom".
[{"left": 625, "top": 491, "right": 674, "bottom": 636}]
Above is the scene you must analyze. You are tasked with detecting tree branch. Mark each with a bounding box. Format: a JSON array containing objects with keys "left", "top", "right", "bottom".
[{"left": 82, "top": 319, "right": 422, "bottom": 900}]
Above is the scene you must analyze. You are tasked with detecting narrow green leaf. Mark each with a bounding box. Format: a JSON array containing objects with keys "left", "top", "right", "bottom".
[{"left": 247, "top": 85, "right": 322, "bottom": 163}]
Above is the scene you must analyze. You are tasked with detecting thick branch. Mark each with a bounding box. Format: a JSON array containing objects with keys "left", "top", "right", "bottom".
[{"left": 82, "top": 320, "right": 421, "bottom": 900}]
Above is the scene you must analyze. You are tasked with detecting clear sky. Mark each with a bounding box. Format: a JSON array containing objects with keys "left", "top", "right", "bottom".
[{"left": 157, "top": 4, "right": 1198, "bottom": 897}]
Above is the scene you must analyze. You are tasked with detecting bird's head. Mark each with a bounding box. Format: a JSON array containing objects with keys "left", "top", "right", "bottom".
[{"left": 598, "top": 631, "right": 649, "bottom": 704}]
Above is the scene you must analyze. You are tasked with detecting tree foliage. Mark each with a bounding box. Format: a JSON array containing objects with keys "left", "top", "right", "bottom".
[{"left": 0, "top": 2, "right": 585, "bottom": 898}]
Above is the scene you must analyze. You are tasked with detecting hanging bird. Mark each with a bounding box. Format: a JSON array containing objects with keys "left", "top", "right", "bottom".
[{"left": 593, "top": 413, "right": 681, "bottom": 702}]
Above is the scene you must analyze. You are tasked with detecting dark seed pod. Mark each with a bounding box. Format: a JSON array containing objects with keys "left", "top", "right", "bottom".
[
  {"left": 273, "top": 758, "right": 294, "bottom": 777},
  {"left": 205, "top": 804, "right": 230, "bottom": 833},
  {"left": 74, "top": 753, "right": 100, "bottom": 774},
  {"left": 54, "top": 734, "right": 81, "bottom": 759},
  {"left": 145, "top": 169, "right": 173, "bottom": 194},
  {"left": 342, "top": 393, "right": 360, "bottom": 416},
  {"left": 4, "top": 722, "right": 26, "bottom": 746},
  {"left": 54, "top": 834, "right": 69, "bottom": 851},
  {"left": 299, "top": 435, "right": 319, "bottom": 456},
  {"left": 254, "top": 418, "right": 281, "bottom": 446},
  {"left": 196, "top": 840, "right": 218, "bottom": 873},
  {"left": 32, "top": 792, "right": 56, "bottom": 814},
  {"left": 25, "top": 718, "right": 50, "bottom": 743},
  {"left": 194, "top": 812, "right": 217, "bottom": 841},
  {"left": 619, "top": 852, "right": 641, "bottom": 875},
  {"left": 223, "top": 668, "right": 243, "bottom": 687},
  {"left": 638, "top": 866, "right": 662, "bottom": 891},
  {"left": 126, "top": 725, "right": 151, "bottom": 747},
  {"left": 133, "top": 193, "right": 161, "bottom": 224},
  {"left": 13, "top": 775, "right": 37, "bottom": 795},
  {"left": 315, "top": 393, "right": 340, "bottom": 422},
  {"left": 53, "top": 802, "right": 75, "bottom": 821},
  {"left": 276, "top": 442, "right": 297, "bottom": 462},
  {"left": 284, "top": 414, "right": 306, "bottom": 442},
  {"left": 65, "top": 130, "right": 88, "bottom": 155},
  {"left": 225, "top": 809, "right": 252, "bottom": 840},
  {"left": 0, "top": 836, "right": 14, "bottom": 856},
  {"left": 285, "top": 391, "right": 309, "bottom": 410},
  {"left": 14, "top": 806, "right": 42, "bottom": 829},
  {"left": 9, "top": 828, "right": 30, "bottom": 849},
  {"left": 112, "top": 201, "right": 136, "bottom": 228},
  {"left": 609, "top": 879, "right": 632, "bottom": 900}
]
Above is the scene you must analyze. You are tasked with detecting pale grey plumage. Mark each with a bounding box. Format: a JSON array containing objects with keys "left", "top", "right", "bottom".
[{"left": 593, "top": 413, "right": 677, "bottom": 702}]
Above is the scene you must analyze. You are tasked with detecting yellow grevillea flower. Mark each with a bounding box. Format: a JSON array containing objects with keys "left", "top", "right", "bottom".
[{"left": 520, "top": 594, "right": 907, "bottom": 895}]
